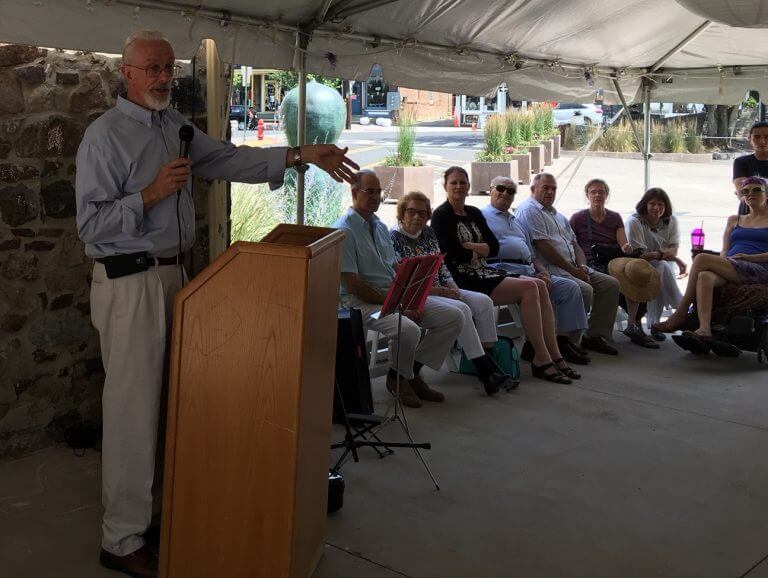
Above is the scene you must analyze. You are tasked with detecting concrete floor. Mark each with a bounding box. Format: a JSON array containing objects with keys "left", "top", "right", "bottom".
[
  {"left": 3, "top": 155, "right": 766, "bottom": 577},
  {"left": 3, "top": 338, "right": 768, "bottom": 578}
]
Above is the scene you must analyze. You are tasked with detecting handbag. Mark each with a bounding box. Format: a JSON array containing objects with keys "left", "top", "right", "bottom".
[
  {"left": 586, "top": 214, "right": 639, "bottom": 268},
  {"left": 459, "top": 336, "right": 520, "bottom": 380}
]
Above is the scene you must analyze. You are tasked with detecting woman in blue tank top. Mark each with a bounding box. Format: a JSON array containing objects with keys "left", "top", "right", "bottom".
[{"left": 653, "top": 176, "right": 768, "bottom": 340}]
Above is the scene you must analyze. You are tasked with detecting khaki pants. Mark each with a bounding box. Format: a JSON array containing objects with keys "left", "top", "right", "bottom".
[
  {"left": 559, "top": 269, "right": 620, "bottom": 339},
  {"left": 90, "top": 262, "right": 185, "bottom": 556}
]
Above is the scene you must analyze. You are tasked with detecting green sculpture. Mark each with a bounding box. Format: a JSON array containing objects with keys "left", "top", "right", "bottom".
[{"left": 280, "top": 80, "right": 346, "bottom": 146}]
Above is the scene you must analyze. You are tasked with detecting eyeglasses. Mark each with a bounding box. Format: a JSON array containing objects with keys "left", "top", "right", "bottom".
[
  {"left": 741, "top": 186, "right": 766, "bottom": 195},
  {"left": 359, "top": 187, "right": 383, "bottom": 195},
  {"left": 494, "top": 185, "right": 516, "bottom": 195},
  {"left": 405, "top": 208, "right": 429, "bottom": 218},
  {"left": 124, "top": 62, "right": 183, "bottom": 78},
  {"left": 587, "top": 189, "right": 608, "bottom": 195}
]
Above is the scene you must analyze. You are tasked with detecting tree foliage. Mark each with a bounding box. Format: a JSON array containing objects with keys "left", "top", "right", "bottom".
[{"left": 266, "top": 70, "right": 341, "bottom": 91}]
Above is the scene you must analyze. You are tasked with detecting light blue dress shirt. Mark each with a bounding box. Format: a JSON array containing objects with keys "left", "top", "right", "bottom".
[
  {"left": 333, "top": 208, "right": 396, "bottom": 295},
  {"left": 481, "top": 205, "right": 536, "bottom": 276},
  {"left": 514, "top": 196, "right": 578, "bottom": 276},
  {"left": 75, "top": 96, "right": 288, "bottom": 258}
]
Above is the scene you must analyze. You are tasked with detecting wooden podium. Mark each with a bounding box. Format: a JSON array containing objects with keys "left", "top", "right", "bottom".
[{"left": 159, "top": 224, "right": 345, "bottom": 578}]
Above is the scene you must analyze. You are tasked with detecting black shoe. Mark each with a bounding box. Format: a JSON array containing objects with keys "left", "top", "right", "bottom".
[
  {"left": 568, "top": 340, "right": 589, "bottom": 356},
  {"left": 473, "top": 354, "right": 509, "bottom": 395},
  {"left": 520, "top": 340, "right": 534, "bottom": 362},
  {"left": 622, "top": 325, "right": 660, "bottom": 349},
  {"left": 580, "top": 335, "right": 619, "bottom": 356},
  {"left": 557, "top": 336, "right": 591, "bottom": 364},
  {"left": 650, "top": 327, "right": 667, "bottom": 341},
  {"left": 672, "top": 330, "right": 711, "bottom": 355},
  {"left": 100, "top": 546, "right": 158, "bottom": 578}
]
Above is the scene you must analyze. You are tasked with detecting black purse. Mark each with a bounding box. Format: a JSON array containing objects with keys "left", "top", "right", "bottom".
[{"left": 585, "top": 215, "right": 640, "bottom": 269}]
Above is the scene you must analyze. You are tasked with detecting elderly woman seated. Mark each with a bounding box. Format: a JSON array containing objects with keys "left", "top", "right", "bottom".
[
  {"left": 655, "top": 176, "right": 768, "bottom": 352},
  {"left": 390, "top": 191, "right": 512, "bottom": 394}
]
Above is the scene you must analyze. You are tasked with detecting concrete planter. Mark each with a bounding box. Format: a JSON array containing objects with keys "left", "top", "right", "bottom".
[
  {"left": 470, "top": 161, "right": 519, "bottom": 195},
  {"left": 552, "top": 134, "right": 561, "bottom": 159},
  {"left": 509, "top": 153, "right": 531, "bottom": 185},
  {"left": 540, "top": 139, "right": 554, "bottom": 165},
  {"left": 528, "top": 145, "right": 545, "bottom": 174},
  {"left": 374, "top": 165, "right": 435, "bottom": 202}
]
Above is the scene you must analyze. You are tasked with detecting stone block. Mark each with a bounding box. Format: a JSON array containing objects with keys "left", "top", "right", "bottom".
[
  {"left": 33, "top": 349, "right": 58, "bottom": 363},
  {"left": 15, "top": 116, "right": 84, "bottom": 159},
  {"left": 14, "top": 64, "right": 46, "bottom": 85},
  {"left": 25, "top": 240, "right": 55, "bottom": 251},
  {"left": 0, "top": 183, "right": 38, "bottom": 226},
  {"left": 1, "top": 253, "right": 38, "bottom": 280},
  {"left": 38, "top": 228, "right": 64, "bottom": 237},
  {"left": 0, "top": 70, "right": 25, "bottom": 115},
  {"left": 56, "top": 71, "right": 79, "bottom": 85},
  {"left": 470, "top": 162, "right": 518, "bottom": 195},
  {"left": 0, "top": 45, "right": 45, "bottom": 67},
  {"left": 528, "top": 145, "right": 545, "bottom": 174},
  {"left": 70, "top": 73, "right": 109, "bottom": 113},
  {"left": 0, "top": 313, "right": 27, "bottom": 332},
  {"left": 41, "top": 161, "right": 61, "bottom": 178},
  {"left": 11, "top": 228, "right": 35, "bottom": 237},
  {"left": 373, "top": 165, "right": 436, "bottom": 203},
  {"left": 0, "top": 139, "right": 11, "bottom": 159},
  {"left": 540, "top": 139, "right": 553, "bottom": 165},
  {"left": 41, "top": 180, "right": 76, "bottom": 218},
  {"left": 28, "top": 308, "right": 94, "bottom": 347},
  {"left": 509, "top": 153, "right": 531, "bottom": 185},
  {"left": 0, "top": 239, "right": 20, "bottom": 251},
  {"left": 50, "top": 294, "right": 73, "bottom": 310},
  {"left": 0, "top": 163, "right": 39, "bottom": 183}
]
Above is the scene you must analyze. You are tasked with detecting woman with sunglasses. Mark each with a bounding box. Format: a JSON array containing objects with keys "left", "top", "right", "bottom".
[
  {"left": 654, "top": 176, "right": 768, "bottom": 343},
  {"left": 391, "top": 191, "right": 512, "bottom": 395},
  {"left": 431, "top": 166, "right": 578, "bottom": 384}
]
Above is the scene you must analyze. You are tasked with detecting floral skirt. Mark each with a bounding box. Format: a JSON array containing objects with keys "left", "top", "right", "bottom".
[{"left": 728, "top": 258, "right": 768, "bottom": 284}]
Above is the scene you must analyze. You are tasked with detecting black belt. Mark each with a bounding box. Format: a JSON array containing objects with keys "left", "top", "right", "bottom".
[
  {"left": 96, "top": 254, "right": 182, "bottom": 266},
  {"left": 489, "top": 258, "right": 531, "bottom": 265}
]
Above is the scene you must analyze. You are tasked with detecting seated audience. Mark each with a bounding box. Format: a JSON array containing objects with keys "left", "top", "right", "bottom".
[
  {"left": 515, "top": 173, "right": 621, "bottom": 356},
  {"left": 625, "top": 187, "right": 684, "bottom": 340},
  {"left": 334, "top": 170, "right": 464, "bottom": 407},
  {"left": 655, "top": 177, "right": 768, "bottom": 345},
  {"left": 570, "top": 179, "right": 658, "bottom": 349},
  {"left": 482, "top": 176, "right": 590, "bottom": 364},
  {"left": 431, "top": 166, "right": 578, "bottom": 384},
  {"left": 390, "top": 192, "right": 511, "bottom": 394}
]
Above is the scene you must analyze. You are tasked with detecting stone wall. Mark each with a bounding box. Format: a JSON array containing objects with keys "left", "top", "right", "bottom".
[
  {"left": 0, "top": 44, "right": 212, "bottom": 461},
  {"left": 400, "top": 87, "right": 453, "bottom": 122}
]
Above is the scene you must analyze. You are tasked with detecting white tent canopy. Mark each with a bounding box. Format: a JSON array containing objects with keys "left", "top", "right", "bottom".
[{"left": 3, "top": 0, "right": 768, "bottom": 104}]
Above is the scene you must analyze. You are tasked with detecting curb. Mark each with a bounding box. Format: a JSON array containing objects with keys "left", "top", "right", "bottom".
[{"left": 561, "top": 151, "right": 715, "bottom": 163}]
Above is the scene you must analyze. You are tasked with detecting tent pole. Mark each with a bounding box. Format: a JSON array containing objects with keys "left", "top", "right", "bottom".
[
  {"left": 611, "top": 77, "right": 643, "bottom": 152},
  {"left": 643, "top": 81, "right": 652, "bottom": 191},
  {"left": 296, "top": 31, "right": 309, "bottom": 225}
]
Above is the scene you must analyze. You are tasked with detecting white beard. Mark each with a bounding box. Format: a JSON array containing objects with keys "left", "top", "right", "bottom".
[{"left": 144, "top": 89, "right": 171, "bottom": 111}]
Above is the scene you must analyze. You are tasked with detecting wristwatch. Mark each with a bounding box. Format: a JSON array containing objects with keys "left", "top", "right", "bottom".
[{"left": 290, "top": 146, "right": 303, "bottom": 167}]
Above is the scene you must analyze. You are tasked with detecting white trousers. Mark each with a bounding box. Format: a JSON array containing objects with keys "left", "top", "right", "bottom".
[
  {"left": 429, "top": 289, "right": 497, "bottom": 359},
  {"left": 646, "top": 260, "right": 683, "bottom": 325},
  {"left": 341, "top": 294, "right": 464, "bottom": 378},
  {"left": 90, "top": 262, "right": 184, "bottom": 556}
]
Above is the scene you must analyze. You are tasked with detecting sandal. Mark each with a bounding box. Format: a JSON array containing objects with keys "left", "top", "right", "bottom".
[
  {"left": 671, "top": 330, "right": 711, "bottom": 355},
  {"left": 553, "top": 358, "right": 581, "bottom": 380},
  {"left": 652, "top": 317, "right": 686, "bottom": 333},
  {"left": 531, "top": 362, "right": 572, "bottom": 384}
]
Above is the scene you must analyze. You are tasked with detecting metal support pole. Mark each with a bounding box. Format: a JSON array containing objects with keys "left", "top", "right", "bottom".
[
  {"left": 296, "top": 31, "right": 309, "bottom": 225},
  {"left": 611, "top": 77, "right": 643, "bottom": 152},
  {"left": 643, "top": 81, "right": 652, "bottom": 191}
]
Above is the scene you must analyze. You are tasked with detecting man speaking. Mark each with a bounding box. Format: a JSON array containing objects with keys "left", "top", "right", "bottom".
[{"left": 75, "top": 29, "right": 358, "bottom": 577}]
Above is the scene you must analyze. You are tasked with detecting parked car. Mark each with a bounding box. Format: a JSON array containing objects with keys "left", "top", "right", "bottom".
[
  {"left": 553, "top": 103, "right": 603, "bottom": 126},
  {"left": 229, "top": 104, "right": 246, "bottom": 129}
]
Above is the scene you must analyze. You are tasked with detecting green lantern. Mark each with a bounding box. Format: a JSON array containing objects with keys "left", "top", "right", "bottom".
[{"left": 280, "top": 80, "right": 346, "bottom": 146}]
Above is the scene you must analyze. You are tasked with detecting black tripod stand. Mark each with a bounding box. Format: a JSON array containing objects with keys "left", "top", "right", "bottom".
[{"left": 331, "top": 255, "right": 442, "bottom": 490}]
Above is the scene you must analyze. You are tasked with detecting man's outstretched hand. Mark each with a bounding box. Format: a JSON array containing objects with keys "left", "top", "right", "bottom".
[{"left": 299, "top": 145, "right": 359, "bottom": 185}]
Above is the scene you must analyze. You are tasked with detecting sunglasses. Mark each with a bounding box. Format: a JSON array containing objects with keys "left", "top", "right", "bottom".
[
  {"left": 741, "top": 186, "right": 766, "bottom": 195},
  {"left": 494, "top": 185, "right": 516, "bottom": 195},
  {"left": 405, "top": 208, "right": 429, "bottom": 218}
]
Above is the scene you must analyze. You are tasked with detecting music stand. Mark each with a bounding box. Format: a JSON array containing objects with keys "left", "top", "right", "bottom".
[{"left": 378, "top": 254, "right": 444, "bottom": 488}]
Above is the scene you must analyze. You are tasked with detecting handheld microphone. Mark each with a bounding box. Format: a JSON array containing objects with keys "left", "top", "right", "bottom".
[
  {"left": 177, "top": 125, "right": 194, "bottom": 195},
  {"left": 179, "top": 124, "right": 194, "bottom": 159}
]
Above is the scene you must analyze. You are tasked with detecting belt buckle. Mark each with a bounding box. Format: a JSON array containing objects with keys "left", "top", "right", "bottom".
[{"left": 134, "top": 254, "right": 148, "bottom": 267}]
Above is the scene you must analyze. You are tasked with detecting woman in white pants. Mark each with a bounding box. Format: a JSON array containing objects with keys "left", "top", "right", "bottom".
[
  {"left": 625, "top": 187, "right": 685, "bottom": 339},
  {"left": 390, "top": 191, "right": 514, "bottom": 394}
]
